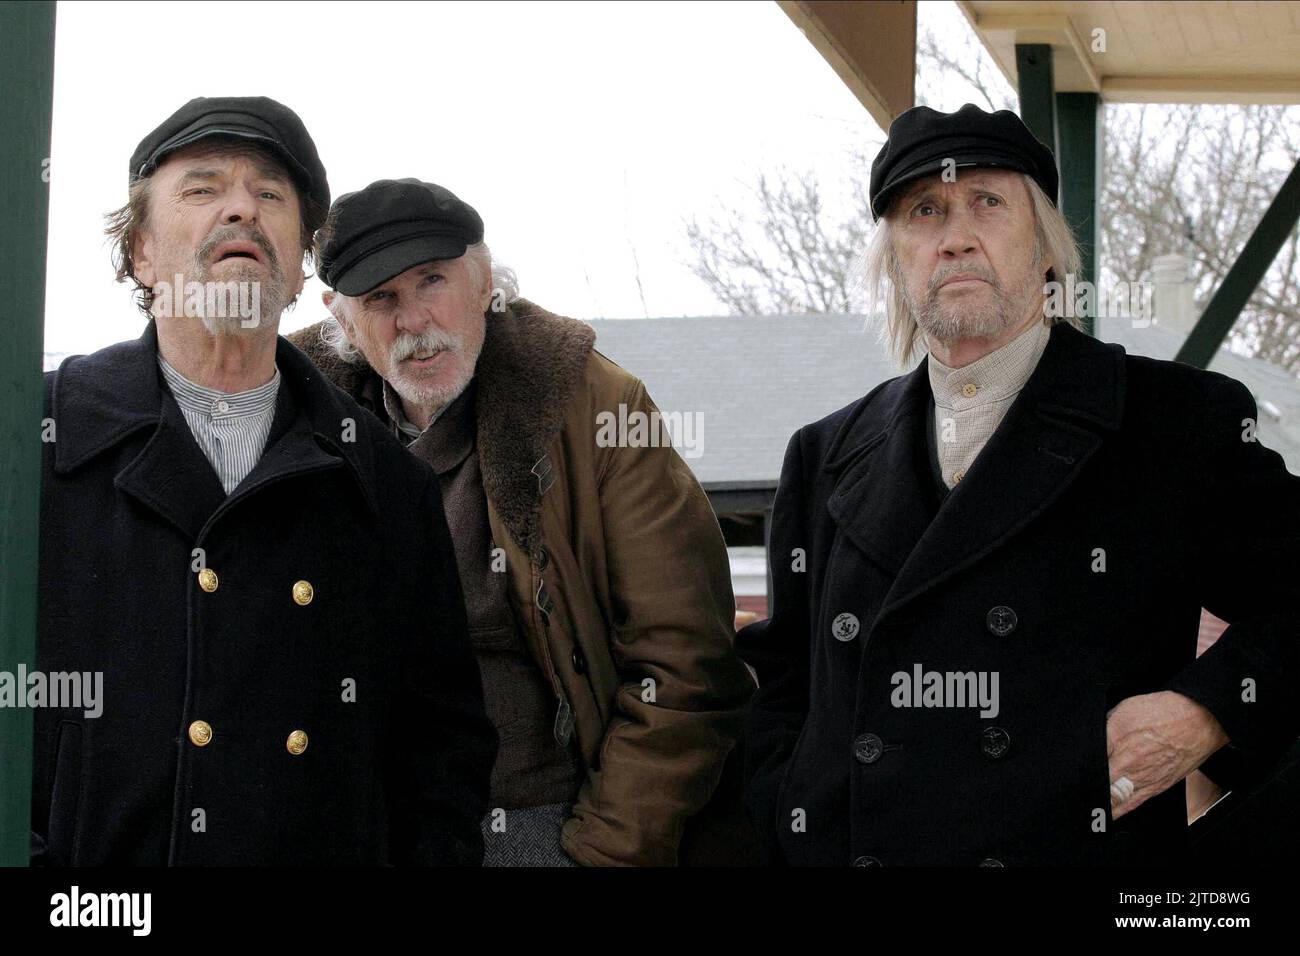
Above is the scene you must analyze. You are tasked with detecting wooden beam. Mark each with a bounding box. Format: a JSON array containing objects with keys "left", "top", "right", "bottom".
[
  {"left": 1102, "top": 75, "right": 1300, "bottom": 105},
  {"left": 778, "top": 0, "right": 916, "bottom": 130}
]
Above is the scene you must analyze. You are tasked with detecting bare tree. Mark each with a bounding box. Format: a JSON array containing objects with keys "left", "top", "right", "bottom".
[
  {"left": 1103, "top": 104, "right": 1300, "bottom": 373},
  {"left": 683, "top": 18, "right": 1300, "bottom": 375},
  {"left": 685, "top": 169, "right": 872, "bottom": 315},
  {"left": 915, "top": 15, "right": 1016, "bottom": 112},
  {"left": 681, "top": 15, "right": 1014, "bottom": 316}
]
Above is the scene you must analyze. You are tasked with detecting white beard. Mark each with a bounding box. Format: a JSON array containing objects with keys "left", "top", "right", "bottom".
[
  {"left": 385, "top": 326, "right": 483, "bottom": 415},
  {"left": 909, "top": 261, "right": 1043, "bottom": 346}
]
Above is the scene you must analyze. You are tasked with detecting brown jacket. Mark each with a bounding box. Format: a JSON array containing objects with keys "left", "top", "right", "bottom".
[{"left": 288, "top": 299, "right": 755, "bottom": 865}]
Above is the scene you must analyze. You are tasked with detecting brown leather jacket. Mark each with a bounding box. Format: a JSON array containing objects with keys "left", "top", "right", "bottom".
[{"left": 288, "top": 299, "right": 755, "bottom": 865}]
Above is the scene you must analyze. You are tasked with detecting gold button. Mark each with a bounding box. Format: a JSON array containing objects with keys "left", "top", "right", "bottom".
[
  {"left": 197, "top": 568, "right": 219, "bottom": 592},
  {"left": 286, "top": 730, "right": 309, "bottom": 755},
  {"left": 292, "top": 580, "right": 314, "bottom": 606},
  {"left": 953, "top": 469, "right": 966, "bottom": 483},
  {"left": 961, "top": 383, "right": 979, "bottom": 398},
  {"left": 188, "top": 720, "right": 213, "bottom": 747}
]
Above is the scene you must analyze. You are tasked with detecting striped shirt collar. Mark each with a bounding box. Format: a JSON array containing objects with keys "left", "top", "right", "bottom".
[{"left": 157, "top": 353, "right": 280, "bottom": 420}]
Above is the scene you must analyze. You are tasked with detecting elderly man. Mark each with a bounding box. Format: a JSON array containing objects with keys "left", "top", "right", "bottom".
[
  {"left": 288, "top": 178, "right": 755, "bottom": 866},
  {"left": 739, "top": 104, "right": 1300, "bottom": 866},
  {"left": 32, "top": 99, "right": 495, "bottom": 865}
]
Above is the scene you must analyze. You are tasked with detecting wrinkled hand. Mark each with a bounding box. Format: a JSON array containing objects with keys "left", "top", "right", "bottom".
[{"left": 1106, "top": 691, "right": 1228, "bottom": 820}]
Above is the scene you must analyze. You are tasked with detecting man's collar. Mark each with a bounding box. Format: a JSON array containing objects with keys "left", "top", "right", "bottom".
[
  {"left": 823, "top": 320, "right": 1125, "bottom": 473},
  {"left": 157, "top": 352, "right": 281, "bottom": 420},
  {"left": 53, "top": 320, "right": 383, "bottom": 515},
  {"left": 271, "top": 331, "right": 383, "bottom": 515},
  {"left": 407, "top": 379, "right": 477, "bottom": 475},
  {"left": 381, "top": 377, "right": 434, "bottom": 441},
  {"left": 819, "top": 320, "right": 1125, "bottom": 606},
  {"left": 51, "top": 321, "right": 166, "bottom": 473},
  {"left": 1020, "top": 321, "right": 1125, "bottom": 430},
  {"left": 927, "top": 318, "right": 1051, "bottom": 410}
]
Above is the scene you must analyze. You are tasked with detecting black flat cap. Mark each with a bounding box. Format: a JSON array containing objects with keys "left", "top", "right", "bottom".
[
  {"left": 129, "top": 96, "right": 329, "bottom": 222},
  {"left": 869, "top": 103, "right": 1058, "bottom": 220},
  {"left": 318, "top": 179, "right": 484, "bottom": 296}
]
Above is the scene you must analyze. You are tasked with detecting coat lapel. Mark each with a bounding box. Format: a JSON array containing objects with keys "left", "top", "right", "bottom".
[
  {"left": 114, "top": 389, "right": 227, "bottom": 541},
  {"left": 54, "top": 322, "right": 224, "bottom": 541},
  {"left": 878, "top": 322, "right": 1126, "bottom": 621},
  {"left": 56, "top": 321, "right": 381, "bottom": 543},
  {"left": 205, "top": 333, "right": 382, "bottom": 528},
  {"left": 473, "top": 300, "right": 595, "bottom": 552},
  {"left": 826, "top": 359, "right": 940, "bottom": 576},
  {"left": 211, "top": 381, "right": 347, "bottom": 531}
]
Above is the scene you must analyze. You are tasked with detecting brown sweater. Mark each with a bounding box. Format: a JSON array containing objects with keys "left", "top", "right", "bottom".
[{"left": 377, "top": 376, "right": 581, "bottom": 810}]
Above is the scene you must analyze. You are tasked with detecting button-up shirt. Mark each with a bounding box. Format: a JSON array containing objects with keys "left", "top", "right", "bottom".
[
  {"left": 928, "top": 319, "right": 1051, "bottom": 489},
  {"left": 157, "top": 354, "right": 280, "bottom": 494}
]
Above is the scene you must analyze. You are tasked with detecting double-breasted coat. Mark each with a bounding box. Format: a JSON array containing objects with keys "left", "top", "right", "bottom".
[
  {"left": 739, "top": 321, "right": 1300, "bottom": 866},
  {"left": 31, "top": 322, "right": 496, "bottom": 866}
]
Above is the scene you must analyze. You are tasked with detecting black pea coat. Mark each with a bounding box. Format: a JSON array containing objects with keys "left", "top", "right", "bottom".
[
  {"left": 739, "top": 322, "right": 1300, "bottom": 866},
  {"left": 30, "top": 322, "right": 496, "bottom": 866}
]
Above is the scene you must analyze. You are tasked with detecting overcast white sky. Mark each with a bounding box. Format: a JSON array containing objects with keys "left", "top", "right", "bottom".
[{"left": 43, "top": 0, "right": 880, "bottom": 354}]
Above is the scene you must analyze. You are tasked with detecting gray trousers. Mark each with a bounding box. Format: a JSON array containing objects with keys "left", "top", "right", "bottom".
[{"left": 481, "top": 803, "right": 578, "bottom": 867}]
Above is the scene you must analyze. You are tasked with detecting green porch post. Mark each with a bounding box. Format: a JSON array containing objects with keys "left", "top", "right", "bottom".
[
  {"left": 1055, "top": 92, "right": 1102, "bottom": 337},
  {"left": 1175, "top": 159, "right": 1300, "bottom": 369},
  {"left": 0, "top": 0, "right": 57, "bottom": 867},
  {"left": 1015, "top": 43, "right": 1056, "bottom": 156}
]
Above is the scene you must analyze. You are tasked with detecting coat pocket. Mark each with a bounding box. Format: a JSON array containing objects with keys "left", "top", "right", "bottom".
[{"left": 47, "top": 720, "right": 83, "bottom": 866}]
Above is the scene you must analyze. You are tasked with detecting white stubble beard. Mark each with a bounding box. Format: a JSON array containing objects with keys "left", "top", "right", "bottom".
[
  {"left": 191, "top": 230, "right": 292, "bottom": 337},
  {"left": 909, "top": 253, "right": 1045, "bottom": 347}
]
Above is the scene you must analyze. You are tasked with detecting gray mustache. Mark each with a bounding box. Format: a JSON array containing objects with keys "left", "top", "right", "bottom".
[
  {"left": 391, "top": 329, "right": 460, "bottom": 364},
  {"left": 927, "top": 265, "right": 1000, "bottom": 296},
  {"left": 197, "top": 227, "right": 278, "bottom": 269}
]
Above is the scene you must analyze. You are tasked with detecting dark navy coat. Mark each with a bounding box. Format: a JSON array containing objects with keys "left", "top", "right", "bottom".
[
  {"left": 31, "top": 322, "right": 496, "bottom": 865},
  {"left": 740, "top": 322, "right": 1300, "bottom": 866}
]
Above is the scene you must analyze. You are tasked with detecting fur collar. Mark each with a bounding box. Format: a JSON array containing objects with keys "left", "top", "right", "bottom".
[{"left": 286, "top": 298, "right": 596, "bottom": 551}]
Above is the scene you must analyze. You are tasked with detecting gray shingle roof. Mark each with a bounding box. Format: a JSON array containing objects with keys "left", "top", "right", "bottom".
[
  {"left": 584, "top": 315, "right": 1300, "bottom": 485},
  {"left": 586, "top": 315, "right": 890, "bottom": 486}
]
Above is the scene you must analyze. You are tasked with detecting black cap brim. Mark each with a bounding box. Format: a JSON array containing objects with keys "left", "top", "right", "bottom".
[
  {"left": 137, "top": 121, "right": 314, "bottom": 200},
  {"left": 872, "top": 147, "right": 1035, "bottom": 220},
  {"left": 331, "top": 234, "right": 471, "bottom": 296}
]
